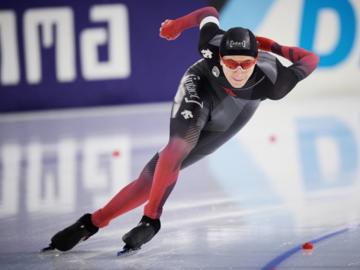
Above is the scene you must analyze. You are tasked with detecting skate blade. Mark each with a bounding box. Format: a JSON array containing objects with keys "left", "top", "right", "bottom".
[
  {"left": 41, "top": 245, "right": 56, "bottom": 252},
  {"left": 117, "top": 247, "right": 140, "bottom": 257}
]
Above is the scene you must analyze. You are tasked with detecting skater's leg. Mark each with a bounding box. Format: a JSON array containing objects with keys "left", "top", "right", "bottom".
[
  {"left": 122, "top": 138, "right": 193, "bottom": 249},
  {"left": 91, "top": 154, "right": 159, "bottom": 228},
  {"left": 122, "top": 71, "right": 210, "bottom": 249},
  {"left": 143, "top": 137, "right": 193, "bottom": 219},
  {"left": 121, "top": 143, "right": 205, "bottom": 250}
]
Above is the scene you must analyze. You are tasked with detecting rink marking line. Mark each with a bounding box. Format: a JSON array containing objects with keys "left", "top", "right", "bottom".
[{"left": 261, "top": 226, "right": 358, "bottom": 270}]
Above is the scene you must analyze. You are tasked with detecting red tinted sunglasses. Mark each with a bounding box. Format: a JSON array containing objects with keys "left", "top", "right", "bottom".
[{"left": 221, "top": 57, "right": 257, "bottom": 70}]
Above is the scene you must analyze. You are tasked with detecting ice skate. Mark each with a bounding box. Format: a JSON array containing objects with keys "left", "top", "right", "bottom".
[
  {"left": 41, "top": 213, "right": 99, "bottom": 252},
  {"left": 117, "top": 216, "right": 160, "bottom": 256}
]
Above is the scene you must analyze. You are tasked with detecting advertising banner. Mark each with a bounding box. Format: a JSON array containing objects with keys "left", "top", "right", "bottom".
[{"left": 1, "top": 0, "right": 359, "bottom": 111}]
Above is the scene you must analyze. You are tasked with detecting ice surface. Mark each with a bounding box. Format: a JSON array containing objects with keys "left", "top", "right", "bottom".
[{"left": 1, "top": 104, "right": 360, "bottom": 270}]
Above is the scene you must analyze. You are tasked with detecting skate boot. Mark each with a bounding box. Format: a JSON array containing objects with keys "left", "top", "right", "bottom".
[
  {"left": 122, "top": 215, "right": 161, "bottom": 251},
  {"left": 42, "top": 213, "right": 99, "bottom": 252}
]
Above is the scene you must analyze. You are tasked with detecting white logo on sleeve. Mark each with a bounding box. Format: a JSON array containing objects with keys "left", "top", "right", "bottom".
[
  {"left": 181, "top": 110, "right": 193, "bottom": 119},
  {"left": 201, "top": 49, "right": 213, "bottom": 59},
  {"left": 212, "top": 66, "right": 220, "bottom": 77}
]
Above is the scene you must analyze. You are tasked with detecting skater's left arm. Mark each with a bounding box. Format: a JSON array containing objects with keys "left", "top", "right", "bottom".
[{"left": 256, "top": 36, "right": 320, "bottom": 100}]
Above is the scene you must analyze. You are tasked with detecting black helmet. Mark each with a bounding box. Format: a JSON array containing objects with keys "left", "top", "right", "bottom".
[{"left": 220, "top": 27, "right": 258, "bottom": 58}]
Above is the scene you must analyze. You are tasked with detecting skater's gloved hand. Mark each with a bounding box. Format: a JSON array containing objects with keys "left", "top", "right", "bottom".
[
  {"left": 159, "top": 19, "right": 182, "bottom": 40},
  {"left": 159, "top": 7, "right": 219, "bottom": 41},
  {"left": 256, "top": 36, "right": 275, "bottom": 52}
]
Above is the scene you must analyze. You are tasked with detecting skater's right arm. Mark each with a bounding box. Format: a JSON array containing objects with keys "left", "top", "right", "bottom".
[
  {"left": 256, "top": 36, "right": 319, "bottom": 100},
  {"left": 159, "top": 6, "right": 219, "bottom": 40},
  {"left": 256, "top": 36, "right": 319, "bottom": 81}
]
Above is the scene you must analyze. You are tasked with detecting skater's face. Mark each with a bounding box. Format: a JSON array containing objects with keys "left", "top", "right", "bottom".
[{"left": 220, "top": 55, "right": 256, "bottom": 88}]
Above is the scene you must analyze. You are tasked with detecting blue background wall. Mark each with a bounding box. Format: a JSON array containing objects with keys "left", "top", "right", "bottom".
[{"left": 0, "top": 0, "right": 206, "bottom": 112}]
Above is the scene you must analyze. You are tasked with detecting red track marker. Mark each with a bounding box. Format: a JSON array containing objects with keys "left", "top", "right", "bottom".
[
  {"left": 269, "top": 134, "right": 277, "bottom": 143},
  {"left": 112, "top": 150, "right": 121, "bottom": 157},
  {"left": 302, "top": 242, "right": 314, "bottom": 250}
]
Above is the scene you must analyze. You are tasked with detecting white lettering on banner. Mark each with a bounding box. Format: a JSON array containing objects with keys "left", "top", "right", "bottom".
[
  {"left": 0, "top": 11, "right": 20, "bottom": 85},
  {"left": 82, "top": 136, "right": 130, "bottom": 207},
  {"left": 80, "top": 5, "right": 130, "bottom": 80},
  {"left": 24, "top": 7, "right": 76, "bottom": 84},
  {"left": 0, "top": 4, "right": 130, "bottom": 86},
  {"left": 0, "top": 145, "right": 20, "bottom": 217},
  {"left": 26, "top": 140, "right": 76, "bottom": 213}
]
